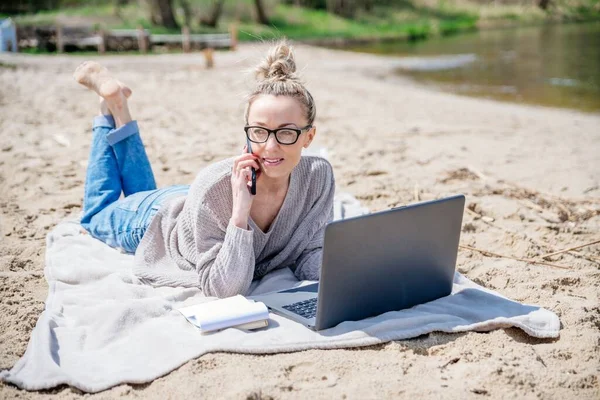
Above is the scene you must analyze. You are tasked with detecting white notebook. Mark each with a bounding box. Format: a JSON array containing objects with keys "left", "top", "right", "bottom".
[{"left": 178, "top": 295, "right": 269, "bottom": 333}]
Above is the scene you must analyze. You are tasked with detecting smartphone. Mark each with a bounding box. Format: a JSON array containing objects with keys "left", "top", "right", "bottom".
[{"left": 246, "top": 137, "right": 257, "bottom": 195}]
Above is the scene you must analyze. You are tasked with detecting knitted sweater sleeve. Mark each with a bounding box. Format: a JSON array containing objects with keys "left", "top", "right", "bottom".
[
  {"left": 292, "top": 160, "right": 336, "bottom": 281},
  {"left": 175, "top": 168, "right": 256, "bottom": 298}
]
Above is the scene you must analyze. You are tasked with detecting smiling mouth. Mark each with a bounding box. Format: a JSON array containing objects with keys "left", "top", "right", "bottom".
[{"left": 263, "top": 158, "right": 284, "bottom": 166}]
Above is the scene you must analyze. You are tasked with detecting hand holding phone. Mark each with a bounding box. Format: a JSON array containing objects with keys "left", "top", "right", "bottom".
[{"left": 246, "top": 138, "right": 257, "bottom": 195}]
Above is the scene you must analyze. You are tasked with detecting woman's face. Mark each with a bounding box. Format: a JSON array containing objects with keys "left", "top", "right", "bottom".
[{"left": 246, "top": 94, "right": 315, "bottom": 182}]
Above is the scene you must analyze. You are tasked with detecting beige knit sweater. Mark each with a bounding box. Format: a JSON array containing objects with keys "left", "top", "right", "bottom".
[{"left": 133, "top": 156, "right": 335, "bottom": 298}]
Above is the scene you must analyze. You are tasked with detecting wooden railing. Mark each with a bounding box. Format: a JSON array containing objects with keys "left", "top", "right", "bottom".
[{"left": 16, "top": 24, "right": 238, "bottom": 54}]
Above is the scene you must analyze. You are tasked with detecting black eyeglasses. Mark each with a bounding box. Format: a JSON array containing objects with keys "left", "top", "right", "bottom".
[{"left": 244, "top": 125, "right": 312, "bottom": 145}]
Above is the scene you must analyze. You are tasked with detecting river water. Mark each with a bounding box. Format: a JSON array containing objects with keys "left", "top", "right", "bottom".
[{"left": 344, "top": 22, "right": 600, "bottom": 113}]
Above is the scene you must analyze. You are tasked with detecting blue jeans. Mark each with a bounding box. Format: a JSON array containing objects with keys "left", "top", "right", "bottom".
[{"left": 80, "top": 115, "right": 189, "bottom": 253}]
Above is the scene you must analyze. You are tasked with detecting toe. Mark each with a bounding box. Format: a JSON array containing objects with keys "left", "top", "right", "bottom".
[
  {"left": 73, "top": 62, "right": 87, "bottom": 81},
  {"left": 121, "top": 85, "right": 132, "bottom": 98}
]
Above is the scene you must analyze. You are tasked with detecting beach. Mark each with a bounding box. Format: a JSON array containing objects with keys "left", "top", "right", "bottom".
[{"left": 0, "top": 43, "right": 599, "bottom": 399}]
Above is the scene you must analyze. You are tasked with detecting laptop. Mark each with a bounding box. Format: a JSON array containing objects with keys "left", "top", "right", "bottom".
[{"left": 250, "top": 194, "right": 465, "bottom": 331}]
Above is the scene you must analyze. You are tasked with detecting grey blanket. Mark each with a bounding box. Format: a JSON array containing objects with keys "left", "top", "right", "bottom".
[{"left": 1, "top": 200, "right": 559, "bottom": 393}]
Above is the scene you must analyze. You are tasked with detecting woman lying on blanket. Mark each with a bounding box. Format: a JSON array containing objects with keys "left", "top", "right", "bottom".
[{"left": 74, "top": 40, "right": 335, "bottom": 298}]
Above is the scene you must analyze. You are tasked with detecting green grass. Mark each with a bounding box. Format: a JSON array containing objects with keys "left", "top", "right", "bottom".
[
  {"left": 438, "top": 17, "right": 478, "bottom": 36},
  {"left": 12, "top": 5, "right": 113, "bottom": 26},
  {"left": 236, "top": 4, "right": 476, "bottom": 42}
]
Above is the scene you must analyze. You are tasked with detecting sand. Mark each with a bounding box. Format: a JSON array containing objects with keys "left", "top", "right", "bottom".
[{"left": 0, "top": 43, "right": 599, "bottom": 399}]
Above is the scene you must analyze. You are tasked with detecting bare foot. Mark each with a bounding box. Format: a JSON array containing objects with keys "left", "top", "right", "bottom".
[{"left": 74, "top": 61, "right": 133, "bottom": 126}]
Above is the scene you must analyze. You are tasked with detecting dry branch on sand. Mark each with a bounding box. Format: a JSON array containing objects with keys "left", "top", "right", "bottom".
[
  {"left": 452, "top": 171, "right": 600, "bottom": 268},
  {"left": 539, "top": 240, "right": 600, "bottom": 260},
  {"left": 482, "top": 180, "right": 600, "bottom": 224}
]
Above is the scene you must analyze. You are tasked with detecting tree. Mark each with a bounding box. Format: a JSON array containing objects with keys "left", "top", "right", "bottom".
[
  {"left": 113, "top": 0, "right": 130, "bottom": 18},
  {"left": 144, "top": 0, "right": 179, "bottom": 29},
  {"left": 0, "top": 0, "right": 60, "bottom": 13},
  {"left": 326, "top": 0, "right": 359, "bottom": 18},
  {"left": 254, "top": 0, "right": 270, "bottom": 25},
  {"left": 281, "top": 0, "right": 327, "bottom": 8},
  {"left": 179, "top": 0, "right": 193, "bottom": 28},
  {"left": 200, "top": 0, "right": 225, "bottom": 28}
]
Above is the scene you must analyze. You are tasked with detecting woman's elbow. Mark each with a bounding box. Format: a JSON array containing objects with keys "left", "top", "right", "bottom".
[{"left": 201, "top": 277, "right": 249, "bottom": 298}]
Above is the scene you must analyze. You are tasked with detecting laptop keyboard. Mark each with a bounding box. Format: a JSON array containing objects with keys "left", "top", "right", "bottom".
[{"left": 282, "top": 298, "right": 318, "bottom": 319}]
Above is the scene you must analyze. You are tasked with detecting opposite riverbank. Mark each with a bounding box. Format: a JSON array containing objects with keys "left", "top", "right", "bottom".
[{"left": 3, "top": 0, "right": 600, "bottom": 48}]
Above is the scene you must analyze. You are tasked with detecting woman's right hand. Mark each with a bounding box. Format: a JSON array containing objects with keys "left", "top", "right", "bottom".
[{"left": 230, "top": 148, "right": 261, "bottom": 229}]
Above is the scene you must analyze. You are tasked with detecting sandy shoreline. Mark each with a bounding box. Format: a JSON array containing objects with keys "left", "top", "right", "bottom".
[{"left": 1, "top": 43, "right": 599, "bottom": 399}]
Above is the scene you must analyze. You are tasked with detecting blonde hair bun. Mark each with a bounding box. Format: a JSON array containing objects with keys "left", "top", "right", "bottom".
[
  {"left": 245, "top": 39, "right": 316, "bottom": 125},
  {"left": 255, "top": 40, "right": 298, "bottom": 82}
]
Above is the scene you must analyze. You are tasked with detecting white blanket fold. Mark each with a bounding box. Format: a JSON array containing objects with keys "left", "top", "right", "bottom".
[{"left": 1, "top": 215, "right": 560, "bottom": 393}]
